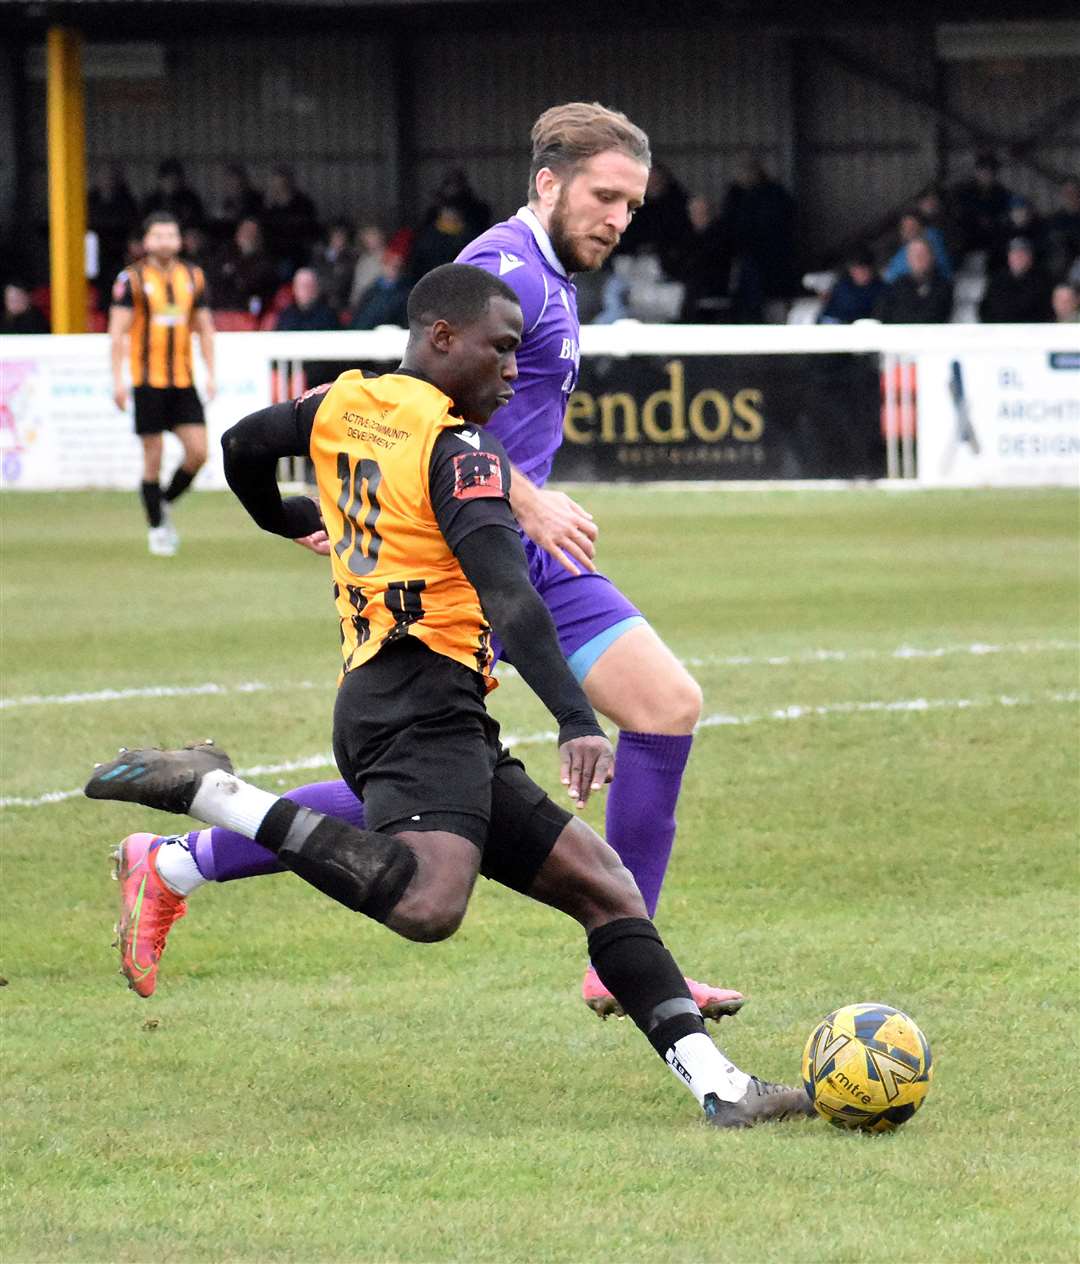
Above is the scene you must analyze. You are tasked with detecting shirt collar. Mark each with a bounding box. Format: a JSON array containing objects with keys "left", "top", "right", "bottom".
[{"left": 514, "top": 205, "right": 568, "bottom": 278}]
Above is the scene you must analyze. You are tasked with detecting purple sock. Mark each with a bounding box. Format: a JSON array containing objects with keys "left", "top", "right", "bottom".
[
  {"left": 192, "top": 779, "right": 366, "bottom": 882},
  {"left": 604, "top": 732, "right": 693, "bottom": 918}
]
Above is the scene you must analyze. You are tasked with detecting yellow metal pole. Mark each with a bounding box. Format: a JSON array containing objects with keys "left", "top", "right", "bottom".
[{"left": 46, "top": 27, "right": 88, "bottom": 333}]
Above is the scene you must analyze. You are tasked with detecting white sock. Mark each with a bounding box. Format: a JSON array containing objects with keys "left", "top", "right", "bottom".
[
  {"left": 665, "top": 1033, "right": 752, "bottom": 1106},
  {"left": 154, "top": 835, "right": 207, "bottom": 897},
  {"left": 189, "top": 769, "right": 280, "bottom": 839}
]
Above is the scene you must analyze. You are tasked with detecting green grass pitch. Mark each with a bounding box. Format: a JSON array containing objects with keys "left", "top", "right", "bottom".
[{"left": 2, "top": 486, "right": 1078, "bottom": 1263}]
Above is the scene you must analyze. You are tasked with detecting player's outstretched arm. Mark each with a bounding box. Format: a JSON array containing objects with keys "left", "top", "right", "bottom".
[
  {"left": 454, "top": 524, "right": 613, "bottom": 806},
  {"left": 508, "top": 465, "right": 598, "bottom": 576}
]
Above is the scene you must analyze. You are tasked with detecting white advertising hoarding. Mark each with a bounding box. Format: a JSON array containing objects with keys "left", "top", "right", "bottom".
[
  {"left": 0, "top": 334, "right": 271, "bottom": 490},
  {"left": 2, "top": 325, "right": 1077, "bottom": 490},
  {"left": 915, "top": 346, "right": 1080, "bottom": 488}
]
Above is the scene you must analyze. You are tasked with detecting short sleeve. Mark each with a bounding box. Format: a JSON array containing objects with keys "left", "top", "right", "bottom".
[
  {"left": 455, "top": 242, "right": 548, "bottom": 332},
  {"left": 429, "top": 425, "right": 517, "bottom": 553},
  {"left": 110, "top": 270, "right": 134, "bottom": 308}
]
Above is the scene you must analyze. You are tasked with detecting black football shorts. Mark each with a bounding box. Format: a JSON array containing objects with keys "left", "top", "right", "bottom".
[
  {"left": 133, "top": 386, "right": 205, "bottom": 436},
  {"left": 332, "top": 637, "right": 572, "bottom": 893}
]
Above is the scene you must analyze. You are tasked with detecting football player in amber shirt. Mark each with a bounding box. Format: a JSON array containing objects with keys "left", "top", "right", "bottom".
[
  {"left": 109, "top": 211, "right": 216, "bottom": 556},
  {"left": 87, "top": 263, "right": 812, "bottom": 1129}
]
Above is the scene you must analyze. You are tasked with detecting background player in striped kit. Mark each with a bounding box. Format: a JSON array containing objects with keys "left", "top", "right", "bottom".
[
  {"left": 119, "top": 106, "right": 744, "bottom": 1020},
  {"left": 109, "top": 212, "right": 216, "bottom": 556}
]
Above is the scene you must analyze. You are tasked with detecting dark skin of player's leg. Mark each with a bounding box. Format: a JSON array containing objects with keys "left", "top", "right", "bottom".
[
  {"left": 384, "top": 818, "right": 643, "bottom": 944},
  {"left": 383, "top": 830, "right": 482, "bottom": 943},
  {"left": 523, "top": 818, "right": 647, "bottom": 930}
]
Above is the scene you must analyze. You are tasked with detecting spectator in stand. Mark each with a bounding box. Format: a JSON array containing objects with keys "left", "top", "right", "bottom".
[
  {"left": 1045, "top": 177, "right": 1080, "bottom": 279},
  {"left": 209, "top": 217, "right": 278, "bottom": 315},
  {"left": 619, "top": 162, "right": 693, "bottom": 278},
  {"left": 311, "top": 220, "right": 357, "bottom": 313},
  {"left": 914, "top": 184, "right": 963, "bottom": 261},
  {"left": 347, "top": 224, "right": 388, "bottom": 311},
  {"left": 422, "top": 169, "right": 492, "bottom": 242},
  {"left": 979, "top": 237, "right": 1053, "bottom": 323},
  {"left": 2, "top": 281, "right": 49, "bottom": 334},
  {"left": 678, "top": 194, "right": 732, "bottom": 321},
  {"left": 89, "top": 164, "right": 139, "bottom": 299},
  {"left": 273, "top": 267, "right": 338, "bottom": 331},
  {"left": 984, "top": 195, "right": 1050, "bottom": 274},
  {"left": 1051, "top": 282, "right": 1079, "bottom": 323},
  {"left": 719, "top": 157, "right": 798, "bottom": 321},
  {"left": 181, "top": 224, "right": 214, "bottom": 273},
  {"left": 349, "top": 251, "right": 409, "bottom": 329},
  {"left": 1002, "top": 196, "right": 1046, "bottom": 259},
  {"left": 817, "top": 247, "right": 887, "bottom": 324},
  {"left": 883, "top": 211, "right": 952, "bottom": 283},
  {"left": 953, "top": 151, "right": 1012, "bottom": 256},
  {"left": 875, "top": 237, "right": 953, "bottom": 323},
  {"left": 141, "top": 159, "right": 205, "bottom": 229},
  {"left": 406, "top": 203, "right": 470, "bottom": 283},
  {"left": 213, "top": 163, "right": 264, "bottom": 238},
  {"left": 123, "top": 229, "right": 146, "bottom": 268},
  {"left": 263, "top": 165, "right": 318, "bottom": 277}
]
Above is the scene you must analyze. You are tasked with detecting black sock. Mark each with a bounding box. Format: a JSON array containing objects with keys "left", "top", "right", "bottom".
[
  {"left": 164, "top": 467, "right": 196, "bottom": 502},
  {"left": 255, "top": 798, "right": 417, "bottom": 922},
  {"left": 587, "top": 918, "right": 705, "bottom": 1057},
  {"left": 140, "top": 481, "right": 163, "bottom": 528}
]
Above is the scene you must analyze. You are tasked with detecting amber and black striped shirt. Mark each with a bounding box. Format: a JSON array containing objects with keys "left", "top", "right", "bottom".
[{"left": 111, "top": 260, "right": 207, "bottom": 389}]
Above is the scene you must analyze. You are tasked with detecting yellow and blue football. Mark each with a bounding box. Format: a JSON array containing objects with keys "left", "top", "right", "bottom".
[{"left": 802, "top": 1002, "right": 933, "bottom": 1133}]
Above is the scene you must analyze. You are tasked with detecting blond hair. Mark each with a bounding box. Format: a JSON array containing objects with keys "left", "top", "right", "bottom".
[{"left": 528, "top": 102, "right": 651, "bottom": 200}]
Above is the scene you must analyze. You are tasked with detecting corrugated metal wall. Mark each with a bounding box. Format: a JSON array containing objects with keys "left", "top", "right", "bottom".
[
  {"left": 944, "top": 54, "right": 1080, "bottom": 207},
  {"left": 410, "top": 25, "right": 793, "bottom": 219},
  {"left": 25, "top": 34, "right": 395, "bottom": 228},
  {"left": 796, "top": 25, "right": 940, "bottom": 251},
  {"left": 18, "top": 20, "right": 1080, "bottom": 263}
]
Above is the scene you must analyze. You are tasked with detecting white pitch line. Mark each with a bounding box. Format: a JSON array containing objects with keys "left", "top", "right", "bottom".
[
  {"left": 682, "top": 638, "right": 1079, "bottom": 670},
  {"left": 3, "top": 639, "right": 1076, "bottom": 711},
  {"left": 0, "top": 679, "right": 329, "bottom": 711},
  {"left": 3, "top": 688, "right": 1076, "bottom": 812},
  {"left": 696, "top": 690, "right": 1080, "bottom": 728},
  {"left": 497, "top": 638, "right": 1080, "bottom": 680}
]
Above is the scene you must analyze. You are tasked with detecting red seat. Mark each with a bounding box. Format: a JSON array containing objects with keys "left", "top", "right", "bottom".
[
  {"left": 212, "top": 309, "right": 259, "bottom": 332},
  {"left": 31, "top": 285, "right": 51, "bottom": 321},
  {"left": 25, "top": 284, "right": 105, "bottom": 329}
]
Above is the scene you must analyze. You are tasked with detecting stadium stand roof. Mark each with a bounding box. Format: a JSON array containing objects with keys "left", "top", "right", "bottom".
[{"left": 6, "top": 0, "right": 1079, "bottom": 25}]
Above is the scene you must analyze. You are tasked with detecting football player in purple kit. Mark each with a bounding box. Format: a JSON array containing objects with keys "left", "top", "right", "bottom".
[{"left": 112, "top": 103, "right": 745, "bottom": 1021}]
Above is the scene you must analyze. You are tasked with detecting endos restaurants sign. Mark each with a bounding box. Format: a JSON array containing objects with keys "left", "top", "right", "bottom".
[{"left": 551, "top": 354, "right": 883, "bottom": 481}]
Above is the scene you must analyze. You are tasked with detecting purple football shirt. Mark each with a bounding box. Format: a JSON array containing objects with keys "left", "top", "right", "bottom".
[{"left": 456, "top": 207, "right": 580, "bottom": 487}]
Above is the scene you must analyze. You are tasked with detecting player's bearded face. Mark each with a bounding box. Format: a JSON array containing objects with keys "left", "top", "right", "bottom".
[
  {"left": 144, "top": 223, "right": 182, "bottom": 261},
  {"left": 546, "top": 152, "right": 649, "bottom": 273}
]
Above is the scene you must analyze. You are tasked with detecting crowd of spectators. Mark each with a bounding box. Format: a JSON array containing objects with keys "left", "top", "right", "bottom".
[
  {"left": 815, "top": 154, "right": 1080, "bottom": 326},
  {"left": 2, "top": 149, "right": 1078, "bottom": 334},
  {"left": 62, "top": 157, "right": 487, "bottom": 333},
  {"left": 562, "top": 149, "right": 1079, "bottom": 327}
]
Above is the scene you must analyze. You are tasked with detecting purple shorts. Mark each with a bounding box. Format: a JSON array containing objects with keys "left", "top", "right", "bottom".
[{"left": 490, "top": 536, "right": 645, "bottom": 683}]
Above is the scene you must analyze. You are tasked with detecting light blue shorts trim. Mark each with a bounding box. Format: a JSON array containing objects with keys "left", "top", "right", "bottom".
[{"left": 566, "top": 615, "right": 647, "bottom": 683}]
